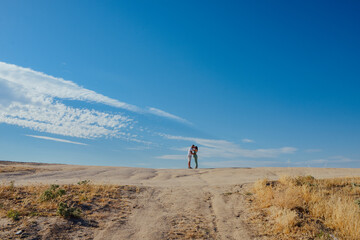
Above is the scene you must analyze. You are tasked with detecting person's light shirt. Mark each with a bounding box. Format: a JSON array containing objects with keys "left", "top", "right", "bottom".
[{"left": 188, "top": 147, "right": 193, "bottom": 156}]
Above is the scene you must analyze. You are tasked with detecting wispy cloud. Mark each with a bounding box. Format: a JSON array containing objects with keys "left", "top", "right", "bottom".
[
  {"left": 0, "top": 99, "right": 133, "bottom": 139},
  {"left": 126, "top": 146, "right": 152, "bottom": 150},
  {"left": 156, "top": 155, "right": 185, "bottom": 160},
  {"left": 202, "top": 160, "right": 283, "bottom": 168},
  {"left": 242, "top": 138, "right": 255, "bottom": 143},
  {"left": 305, "top": 148, "right": 322, "bottom": 153},
  {"left": 0, "top": 62, "right": 188, "bottom": 139},
  {"left": 157, "top": 134, "right": 297, "bottom": 159},
  {"left": 203, "top": 156, "right": 357, "bottom": 168},
  {"left": 0, "top": 62, "right": 141, "bottom": 111},
  {"left": 147, "top": 107, "right": 189, "bottom": 124},
  {"left": 26, "top": 135, "right": 87, "bottom": 145},
  {"left": 305, "top": 156, "right": 355, "bottom": 165}
]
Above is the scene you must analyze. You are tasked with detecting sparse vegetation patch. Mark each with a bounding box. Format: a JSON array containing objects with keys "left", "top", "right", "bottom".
[
  {"left": 7, "top": 209, "right": 20, "bottom": 221},
  {"left": 0, "top": 166, "right": 39, "bottom": 173},
  {"left": 57, "top": 202, "right": 81, "bottom": 218},
  {"left": 40, "top": 184, "right": 66, "bottom": 201},
  {"left": 0, "top": 181, "right": 141, "bottom": 239},
  {"left": 247, "top": 176, "right": 360, "bottom": 240}
]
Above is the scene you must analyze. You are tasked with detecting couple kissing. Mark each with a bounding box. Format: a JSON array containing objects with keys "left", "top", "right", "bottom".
[{"left": 187, "top": 144, "right": 198, "bottom": 169}]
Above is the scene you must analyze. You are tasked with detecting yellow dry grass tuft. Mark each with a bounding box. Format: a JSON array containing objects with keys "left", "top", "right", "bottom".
[
  {"left": 249, "top": 176, "right": 360, "bottom": 240},
  {"left": 268, "top": 206, "right": 298, "bottom": 234},
  {"left": 0, "top": 181, "right": 142, "bottom": 239},
  {"left": 0, "top": 181, "right": 140, "bottom": 220},
  {"left": 0, "top": 166, "right": 39, "bottom": 173}
]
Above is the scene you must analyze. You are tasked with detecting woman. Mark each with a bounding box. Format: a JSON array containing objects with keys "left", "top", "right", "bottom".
[{"left": 193, "top": 146, "right": 199, "bottom": 169}]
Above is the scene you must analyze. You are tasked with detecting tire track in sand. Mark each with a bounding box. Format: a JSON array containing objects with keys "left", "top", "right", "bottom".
[{"left": 94, "top": 185, "right": 218, "bottom": 239}]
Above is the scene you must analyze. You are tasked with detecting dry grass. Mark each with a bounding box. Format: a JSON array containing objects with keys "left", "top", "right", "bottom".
[
  {"left": 0, "top": 166, "right": 39, "bottom": 173},
  {"left": 248, "top": 176, "right": 360, "bottom": 240},
  {"left": 0, "top": 181, "right": 140, "bottom": 219},
  {"left": 0, "top": 180, "right": 141, "bottom": 239}
]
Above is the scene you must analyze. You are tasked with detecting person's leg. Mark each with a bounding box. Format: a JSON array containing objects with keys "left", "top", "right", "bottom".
[
  {"left": 188, "top": 155, "right": 192, "bottom": 169},
  {"left": 194, "top": 155, "right": 198, "bottom": 169}
]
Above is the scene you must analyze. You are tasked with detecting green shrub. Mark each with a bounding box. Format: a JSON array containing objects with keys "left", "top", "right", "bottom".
[
  {"left": 40, "top": 185, "right": 66, "bottom": 201},
  {"left": 7, "top": 210, "right": 20, "bottom": 221},
  {"left": 77, "top": 180, "right": 90, "bottom": 185},
  {"left": 40, "top": 189, "right": 56, "bottom": 201},
  {"left": 56, "top": 189, "right": 66, "bottom": 197},
  {"left": 57, "top": 202, "right": 81, "bottom": 218},
  {"left": 50, "top": 184, "right": 59, "bottom": 191}
]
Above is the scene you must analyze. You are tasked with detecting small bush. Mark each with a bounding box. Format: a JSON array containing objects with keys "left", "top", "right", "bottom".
[
  {"left": 56, "top": 189, "right": 66, "bottom": 197},
  {"left": 7, "top": 210, "right": 20, "bottom": 221},
  {"left": 78, "top": 180, "right": 90, "bottom": 185},
  {"left": 40, "top": 189, "right": 56, "bottom": 201},
  {"left": 40, "top": 185, "right": 66, "bottom": 201},
  {"left": 57, "top": 202, "right": 81, "bottom": 218},
  {"left": 50, "top": 184, "right": 59, "bottom": 191}
]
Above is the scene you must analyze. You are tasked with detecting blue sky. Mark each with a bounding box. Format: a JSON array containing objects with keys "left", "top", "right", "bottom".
[{"left": 0, "top": 0, "right": 359, "bottom": 168}]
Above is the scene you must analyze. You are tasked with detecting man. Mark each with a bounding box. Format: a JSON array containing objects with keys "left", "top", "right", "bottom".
[{"left": 188, "top": 145, "right": 195, "bottom": 169}]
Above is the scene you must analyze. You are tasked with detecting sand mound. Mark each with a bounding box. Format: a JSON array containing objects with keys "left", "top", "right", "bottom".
[{"left": 1, "top": 161, "right": 360, "bottom": 239}]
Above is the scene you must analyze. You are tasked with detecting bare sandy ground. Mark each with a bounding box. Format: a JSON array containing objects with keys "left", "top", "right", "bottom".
[{"left": 2, "top": 161, "right": 360, "bottom": 240}]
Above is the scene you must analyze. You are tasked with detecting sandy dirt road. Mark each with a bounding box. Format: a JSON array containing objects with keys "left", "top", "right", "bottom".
[{"left": 2, "top": 161, "right": 360, "bottom": 239}]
